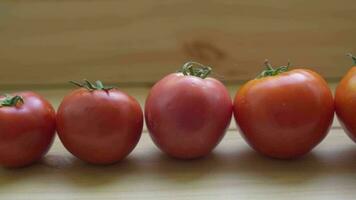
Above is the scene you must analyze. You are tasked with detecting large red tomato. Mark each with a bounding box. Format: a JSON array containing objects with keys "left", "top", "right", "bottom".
[
  {"left": 0, "top": 92, "right": 56, "bottom": 168},
  {"left": 56, "top": 80, "right": 143, "bottom": 165},
  {"left": 145, "top": 62, "right": 232, "bottom": 159},
  {"left": 234, "top": 61, "right": 334, "bottom": 159},
  {"left": 335, "top": 54, "right": 356, "bottom": 142}
]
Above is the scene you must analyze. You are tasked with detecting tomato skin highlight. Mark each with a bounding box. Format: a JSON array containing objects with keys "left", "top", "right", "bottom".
[
  {"left": 335, "top": 67, "right": 356, "bottom": 142},
  {"left": 234, "top": 69, "right": 334, "bottom": 159},
  {"left": 145, "top": 73, "right": 232, "bottom": 159},
  {"left": 0, "top": 92, "right": 56, "bottom": 168},
  {"left": 56, "top": 88, "right": 143, "bottom": 165}
]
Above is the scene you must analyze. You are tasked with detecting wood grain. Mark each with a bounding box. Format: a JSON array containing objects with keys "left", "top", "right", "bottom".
[{"left": 0, "top": 0, "right": 356, "bottom": 86}]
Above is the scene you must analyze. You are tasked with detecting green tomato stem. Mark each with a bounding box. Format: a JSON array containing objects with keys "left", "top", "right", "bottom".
[
  {"left": 180, "top": 61, "right": 212, "bottom": 79},
  {"left": 0, "top": 95, "right": 24, "bottom": 107},
  {"left": 257, "top": 59, "right": 290, "bottom": 79},
  {"left": 347, "top": 53, "right": 356, "bottom": 65},
  {"left": 70, "top": 79, "right": 114, "bottom": 91}
]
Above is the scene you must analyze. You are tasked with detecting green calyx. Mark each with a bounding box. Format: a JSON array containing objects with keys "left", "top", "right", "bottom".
[
  {"left": 179, "top": 61, "right": 212, "bottom": 79},
  {"left": 256, "top": 59, "right": 291, "bottom": 79},
  {"left": 0, "top": 95, "right": 24, "bottom": 107},
  {"left": 70, "top": 79, "right": 114, "bottom": 91},
  {"left": 347, "top": 53, "right": 356, "bottom": 65}
]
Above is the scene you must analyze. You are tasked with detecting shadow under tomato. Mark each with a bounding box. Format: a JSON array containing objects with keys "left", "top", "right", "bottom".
[
  {"left": 143, "top": 151, "right": 222, "bottom": 183},
  {"left": 143, "top": 147, "right": 326, "bottom": 186},
  {"left": 0, "top": 162, "right": 47, "bottom": 187},
  {"left": 41, "top": 154, "right": 142, "bottom": 188},
  {"left": 320, "top": 145, "right": 356, "bottom": 175},
  {"left": 1, "top": 144, "right": 356, "bottom": 189},
  {"left": 230, "top": 148, "right": 325, "bottom": 185}
]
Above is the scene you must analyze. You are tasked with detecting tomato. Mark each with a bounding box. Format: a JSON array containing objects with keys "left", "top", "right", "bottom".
[
  {"left": 56, "top": 80, "right": 143, "bottom": 165},
  {"left": 234, "top": 60, "right": 334, "bottom": 159},
  {"left": 145, "top": 62, "right": 232, "bottom": 159},
  {"left": 335, "top": 54, "right": 356, "bottom": 142},
  {"left": 0, "top": 92, "right": 56, "bottom": 168}
]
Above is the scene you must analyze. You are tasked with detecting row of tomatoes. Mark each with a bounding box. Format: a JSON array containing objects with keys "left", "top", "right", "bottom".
[{"left": 1, "top": 56, "right": 356, "bottom": 168}]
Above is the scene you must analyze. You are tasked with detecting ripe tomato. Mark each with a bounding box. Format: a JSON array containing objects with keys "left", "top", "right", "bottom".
[
  {"left": 234, "top": 61, "right": 334, "bottom": 159},
  {"left": 335, "top": 54, "right": 356, "bottom": 142},
  {"left": 145, "top": 62, "right": 232, "bottom": 159},
  {"left": 56, "top": 80, "right": 143, "bottom": 165},
  {"left": 0, "top": 92, "right": 56, "bottom": 168}
]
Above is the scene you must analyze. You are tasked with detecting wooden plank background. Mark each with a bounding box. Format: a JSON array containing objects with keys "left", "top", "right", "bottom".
[{"left": 0, "top": 0, "right": 356, "bottom": 87}]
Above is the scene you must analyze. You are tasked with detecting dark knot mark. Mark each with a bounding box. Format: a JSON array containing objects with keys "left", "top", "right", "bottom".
[{"left": 183, "top": 40, "right": 225, "bottom": 62}]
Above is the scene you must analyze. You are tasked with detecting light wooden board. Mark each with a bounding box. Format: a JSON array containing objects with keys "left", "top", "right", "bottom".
[
  {"left": 0, "top": 83, "right": 353, "bottom": 200},
  {"left": 0, "top": 0, "right": 356, "bottom": 86},
  {"left": 0, "top": 129, "right": 355, "bottom": 200}
]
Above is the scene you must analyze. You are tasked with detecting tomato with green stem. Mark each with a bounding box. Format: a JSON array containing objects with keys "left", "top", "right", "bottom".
[
  {"left": 145, "top": 62, "right": 232, "bottom": 159},
  {"left": 335, "top": 54, "right": 356, "bottom": 142},
  {"left": 0, "top": 92, "right": 56, "bottom": 168},
  {"left": 234, "top": 60, "right": 334, "bottom": 159},
  {"left": 56, "top": 80, "right": 143, "bottom": 165}
]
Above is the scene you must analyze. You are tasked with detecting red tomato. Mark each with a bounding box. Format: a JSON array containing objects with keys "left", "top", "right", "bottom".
[
  {"left": 335, "top": 54, "right": 356, "bottom": 142},
  {"left": 234, "top": 61, "right": 334, "bottom": 159},
  {"left": 0, "top": 92, "right": 56, "bottom": 168},
  {"left": 56, "top": 80, "right": 143, "bottom": 165},
  {"left": 145, "top": 62, "right": 232, "bottom": 159}
]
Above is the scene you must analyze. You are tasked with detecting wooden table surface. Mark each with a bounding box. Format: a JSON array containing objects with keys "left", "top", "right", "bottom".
[{"left": 1, "top": 83, "right": 356, "bottom": 200}]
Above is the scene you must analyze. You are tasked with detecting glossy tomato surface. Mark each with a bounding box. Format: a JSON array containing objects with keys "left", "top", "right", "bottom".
[
  {"left": 145, "top": 73, "right": 232, "bottom": 159},
  {"left": 0, "top": 92, "right": 56, "bottom": 168},
  {"left": 56, "top": 88, "right": 143, "bottom": 165},
  {"left": 234, "top": 69, "right": 334, "bottom": 159},
  {"left": 335, "top": 67, "right": 356, "bottom": 142}
]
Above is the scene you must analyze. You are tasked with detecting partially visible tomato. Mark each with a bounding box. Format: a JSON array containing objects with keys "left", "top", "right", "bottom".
[
  {"left": 56, "top": 80, "right": 143, "bottom": 165},
  {"left": 0, "top": 92, "right": 56, "bottom": 168},
  {"left": 234, "top": 60, "right": 334, "bottom": 159},
  {"left": 145, "top": 62, "right": 232, "bottom": 159},
  {"left": 335, "top": 54, "right": 356, "bottom": 142}
]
